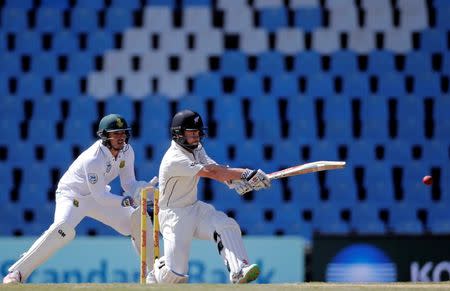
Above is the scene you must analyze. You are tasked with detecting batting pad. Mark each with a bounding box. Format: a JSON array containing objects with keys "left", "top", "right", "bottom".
[{"left": 8, "top": 221, "right": 75, "bottom": 281}]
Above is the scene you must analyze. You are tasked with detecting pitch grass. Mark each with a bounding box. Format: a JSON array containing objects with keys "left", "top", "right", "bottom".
[{"left": 1, "top": 283, "right": 450, "bottom": 291}]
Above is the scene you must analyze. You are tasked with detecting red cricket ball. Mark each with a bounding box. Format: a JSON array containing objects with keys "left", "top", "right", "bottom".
[{"left": 422, "top": 175, "right": 433, "bottom": 186}]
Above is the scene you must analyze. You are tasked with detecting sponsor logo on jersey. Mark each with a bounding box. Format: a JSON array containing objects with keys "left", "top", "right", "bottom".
[
  {"left": 73, "top": 199, "right": 79, "bottom": 207},
  {"left": 88, "top": 173, "right": 98, "bottom": 184},
  {"left": 119, "top": 160, "right": 125, "bottom": 168}
]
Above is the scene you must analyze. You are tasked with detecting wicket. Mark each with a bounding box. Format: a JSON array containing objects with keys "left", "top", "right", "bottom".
[{"left": 139, "top": 187, "right": 160, "bottom": 284}]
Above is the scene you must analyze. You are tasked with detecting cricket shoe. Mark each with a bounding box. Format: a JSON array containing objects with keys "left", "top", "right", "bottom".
[
  {"left": 230, "top": 264, "right": 260, "bottom": 284},
  {"left": 146, "top": 270, "right": 157, "bottom": 284},
  {"left": 3, "top": 270, "right": 22, "bottom": 284}
]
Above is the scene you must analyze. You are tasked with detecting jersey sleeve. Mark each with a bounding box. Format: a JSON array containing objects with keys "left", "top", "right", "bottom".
[{"left": 83, "top": 158, "right": 123, "bottom": 207}]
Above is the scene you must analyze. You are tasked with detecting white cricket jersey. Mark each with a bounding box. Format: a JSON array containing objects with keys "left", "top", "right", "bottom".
[
  {"left": 159, "top": 141, "right": 216, "bottom": 209},
  {"left": 57, "top": 140, "right": 140, "bottom": 208}
]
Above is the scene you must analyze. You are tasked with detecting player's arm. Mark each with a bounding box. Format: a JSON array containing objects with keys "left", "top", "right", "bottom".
[{"left": 197, "top": 164, "right": 271, "bottom": 195}]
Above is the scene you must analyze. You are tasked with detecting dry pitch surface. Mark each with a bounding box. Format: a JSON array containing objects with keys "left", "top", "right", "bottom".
[{"left": 1, "top": 283, "right": 450, "bottom": 291}]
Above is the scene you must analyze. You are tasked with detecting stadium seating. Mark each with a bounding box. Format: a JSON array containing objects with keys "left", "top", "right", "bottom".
[{"left": 0, "top": 0, "right": 449, "bottom": 240}]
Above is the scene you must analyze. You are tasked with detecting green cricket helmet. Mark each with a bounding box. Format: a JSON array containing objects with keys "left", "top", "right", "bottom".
[{"left": 97, "top": 114, "right": 131, "bottom": 145}]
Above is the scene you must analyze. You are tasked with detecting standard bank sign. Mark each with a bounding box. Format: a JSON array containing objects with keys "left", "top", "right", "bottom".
[{"left": 0, "top": 236, "right": 304, "bottom": 283}]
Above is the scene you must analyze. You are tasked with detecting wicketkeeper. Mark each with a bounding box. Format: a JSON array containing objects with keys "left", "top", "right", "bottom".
[
  {"left": 3, "top": 114, "right": 157, "bottom": 284},
  {"left": 151, "top": 109, "right": 271, "bottom": 284}
]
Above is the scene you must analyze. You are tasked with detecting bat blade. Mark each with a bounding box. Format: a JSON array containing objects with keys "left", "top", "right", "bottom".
[{"left": 267, "top": 161, "right": 346, "bottom": 180}]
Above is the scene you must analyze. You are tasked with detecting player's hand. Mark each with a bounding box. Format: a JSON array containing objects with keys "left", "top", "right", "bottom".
[
  {"left": 226, "top": 180, "right": 253, "bottom": 196},
  {"left": 121, "top": 196, "right": 135, "bottom": 208},
  {"left": 241, "top": 169, "right": 271, "bottom": 190}
]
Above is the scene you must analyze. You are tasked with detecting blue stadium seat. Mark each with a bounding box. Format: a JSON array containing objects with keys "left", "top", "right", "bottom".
[
  {"left": 329, "top": 51, "right": 358, "bottom": 74},
  {"left": 18, "top": 74, "right": 44, "bottom": 98},
  {"left": 147, "top": 0, "right": 176, "bottom": 7},
  {"left": 0, "top": 53, "right": 21, "bottom": 77},
  {"left": 15, "top": 31, "right": 41, "bottom": 54},
  {"left": 259, "top": 7, "right": 288, "bottom": 32},
  {"left": 0, "top": 95, "right": 23, "bottom": 122},
  {"left": 366, "top": 50, "right": 395, "bottom": 74},
  {"left": 105, "top": 8, "right": 133, "bottom": 33},
  {"left": 326, "top": 169, "right": 357, "bottom": 207},
  {"left": 4, "top": 0, "right": 33, "bottom": 9},
  {"left": 52, "top": 31, "right": 78, "bottom": 54},
  {"left": 420, "top": 29, "right": 447, "bottom": 53},
  {"left": 342, "top": 73, "right": 370, "bottom": 96},
  {"left": 257, "top": 51, "right": 285, "bottom": 75},
  {"left": 64, "top": 119, "right": 95, "bottom": 146},
  {"left": 413, "top": 73, "right": 441, "bottom": 98},
  {"left": 178, "top": 94, "right": 207, "bottom": 121},
  {"left": 46, "top": 140, "right": 73, "bottom": 169},
  {"left": 220, "top": 51, "right": 248, "bottom": 75},
  {"left": 68, "top": 52, "right": 94, "bottom": 76},
  {"left": 110, "top": 0, "right": 140, "bottom": 9},
  {"left": 365, "top": 162, "right": 395, "bottom": 206},
  {"left": 193, "top": 73, "right": 221, "bottom": 96},
  {"left": 28, "top": 119, "right": 57, "bottom": 144},
  {"left": 36, "top": 8, "right": 62, "bottom": 33},
  {"left": 233, "top": 140, "right": 264, "bottom": 167},
  {"left": 234, "top": 74, "right": 264, "bottom": 97},
  {"left": 351, "top": 202, "right": 386, "bottom": 234},
  {"left": 294, "top": 8, "right": 322, "bottom": 31},
  {"left": 397, "top": 95, "right": 423, "bottom": 141},
  {"left": 53, "top": 74, "right": 80, "bottom": 97},
  {"left": 323, "top": 95, "right": 352, "bottom": 141},
  {"left": 2, "top": 8, "right": 27, "bottom": 32},
  {"left": 273, "top": 140, "right": 300, "bottom": 166},
  {"left": 214, "top": 95, "right": 246, "bottom": 143},
  {"left": 7, "top": 141, "right": 35, "bottom": 167},
  {"left": 104, "top": 96, "right": 134, "bottom": 122},
  {"left": 0, "top": 164, "right": 13, "bottom": 201},
  {"left": 249, "top": 95, "right": 281, "bottom": 142},
  {"left": 41, "top": 0, "right": 70, "bottom": 9},
  {"left": 305, "top": 74, "right": 334, "bottom": 97},
  {"left": 402, "top": 161, "right": 433, "bottom": 205},
  {"left": 75, "top": 0, "right": 104, "bottom": 9},
  {"left": 361, "top": 95, "right": 389, "bottom": 140},
  {"left": 286, "top": 96, "right": 317, "bottom": 142},
  {"left": 377, "top": 72, "right": 405, "bottom": 95},
  {"left": 68, "top": 96, "right": 98, "bottom": 123},
  {"left": 422, "top": 140, "right": 447, "bottom": 166},
  {"left": 182, "top": 0, "right": 212, "bottom": 5},
  {"left": 203, "top": 139, "right": 227, "bottom": 163},
  {"left": 309, "top": 140, "right": 338, "bottom": 161},
  {"left": 271, "top": 73, "right": 298, "bottom": 97},
  {"left": 0, "top": 204, "right": 23, "bottom": 235},
  {"left": 141, "top": 94, "right": 171, "bottom": 129},
  {"left": 32, "top": 53, "right": 58, "bottom": 76},
  {"left": 389, "top": 203, "right": 423, "bottom": 234},
  {"left": 434, "top": 96, "right": 450, "bottom": 141},
  {"left": 289, "top": 174, "right": 320, "bottom": 207},
  {"left": 71, "top": 8, "right": 98, "bottom": 33},
  {"left": 294, "top": 51, "right": 322, "bottom": 75},
  {"left": 87, "top": 31, "right": 114, "bottom": 54},
  {"left": 384, "top": 140, "right": 411, "bottom": 163},
  {"left": 347, "top": 140, "right": 374, "bottom": 163},
  {"left": 32, "top": 96, "right": 62, "bottom": 122},
  {"left": 272, "top": 204, "right": 305, "bottom": 235},
  {"left": 428, "top": 203, "right": 450, "bottom": 233},
  {"left": 404, "top": 51, "right": 432, "bottom": 75},
  {"left": 435, "top": 5, "right": 450, "bottom": 29},
  {"left": 0, "top": 119, "right": 21, "bottom": 142},
  {"left": 314, "top": 203, "right": 349, "bottom": 234}
]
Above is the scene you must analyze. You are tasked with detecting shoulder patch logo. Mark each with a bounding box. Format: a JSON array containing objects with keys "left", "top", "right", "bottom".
[
  {"left": 106, "top": 162, "right": 112, "bottom": 173},
  {"left": 119, "top": 160, "right": 125, "bottom": 168},
  {"left": 88, "top": 173, "right": 98, "bottom": 184}
]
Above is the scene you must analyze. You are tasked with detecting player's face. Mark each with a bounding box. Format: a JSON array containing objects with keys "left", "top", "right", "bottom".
[
  {"left": 184, "top": 129, "right": 200, "bottom": 146},
  {"left": 109, "top": 131, "right": 127, "bottom": 150}
]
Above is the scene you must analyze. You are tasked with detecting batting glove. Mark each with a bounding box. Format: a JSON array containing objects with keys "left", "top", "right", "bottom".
[{"left": 241, "top": 169, "right": 271, "bottom": 191}]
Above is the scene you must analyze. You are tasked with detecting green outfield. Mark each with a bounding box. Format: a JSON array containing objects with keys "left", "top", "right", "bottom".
[{"left": 1, "top": 283, "right": 450, "bottom": 291}]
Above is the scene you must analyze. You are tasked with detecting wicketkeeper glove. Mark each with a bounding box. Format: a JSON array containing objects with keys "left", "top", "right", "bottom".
[{"left": 121, "top": 196, "right": 135, "bottom": 208}]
